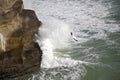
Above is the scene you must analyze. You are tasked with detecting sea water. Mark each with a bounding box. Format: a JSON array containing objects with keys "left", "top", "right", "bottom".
[
  {"left": 0, "top": 33, "right": 6, "bottom": 51},
  {"left": 16, "top": 0, "right": 120, "bottom": 80}
]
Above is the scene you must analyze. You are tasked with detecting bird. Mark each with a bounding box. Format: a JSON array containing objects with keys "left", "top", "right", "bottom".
[{"left": 70, "top": 32, "right": 78, "bottom": 41}]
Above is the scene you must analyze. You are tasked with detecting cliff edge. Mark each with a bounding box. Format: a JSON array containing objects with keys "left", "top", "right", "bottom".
[{"left": 0, "top": 0, "right": 42, "bottom": 78}]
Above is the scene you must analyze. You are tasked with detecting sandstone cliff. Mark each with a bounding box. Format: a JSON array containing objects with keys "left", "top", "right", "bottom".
[{"left": 0, "top": 0, "right": 42, "bottom": 78}]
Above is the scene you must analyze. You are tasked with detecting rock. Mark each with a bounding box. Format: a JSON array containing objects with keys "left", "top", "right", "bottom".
[{"left": 0, "top": 0, "right": 42, "bottom": 79}]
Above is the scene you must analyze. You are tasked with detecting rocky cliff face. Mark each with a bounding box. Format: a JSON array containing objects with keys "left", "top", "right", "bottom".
[{"left": 0, "top": 0, "right": 42, "bottom": 78}]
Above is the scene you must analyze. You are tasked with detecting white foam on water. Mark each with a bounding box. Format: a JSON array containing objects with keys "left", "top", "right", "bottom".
[
  {"left": 34, "top": 17, "right": 88, "bottom": 80},
  {"left": 29, "top": 64, "right": 87, "bottom": 80},
  {"left": 0, "top": 33, "right": 6, "bottom": 51},
  {"left": 30, "top": 0, "right": 119, "bottom": 40},
  {"left": 32, "top": 0, "right": 119, "bottom": 69},
  {"left": 23, "top": 0, "right": 33, "bottom": 9},
  {"left": 35, "top": 17, "right": 81, "bottom": 68},
  {"left": 22, "top": 0, "right": 120, "bottom": 80}
]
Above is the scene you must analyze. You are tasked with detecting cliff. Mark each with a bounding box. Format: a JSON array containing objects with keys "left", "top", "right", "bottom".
[{"left": 0, "top": 0, "right": 42, "bottom": 78}]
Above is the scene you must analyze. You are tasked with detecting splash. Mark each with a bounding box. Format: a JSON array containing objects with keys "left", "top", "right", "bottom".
[
  {"left": 0, "top": 33, "right": 6, "bottom": 51},
  {"left": 35, "top": 17, "right": 80, "bottom": 68},
  {"left": 22, "top": 0, "right": 120, "bottom": 80}
]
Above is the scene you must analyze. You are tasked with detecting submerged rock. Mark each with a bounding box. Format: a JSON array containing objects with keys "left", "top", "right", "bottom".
[{"left": 0, "top": 0, "right": 42, "bottom": 79}]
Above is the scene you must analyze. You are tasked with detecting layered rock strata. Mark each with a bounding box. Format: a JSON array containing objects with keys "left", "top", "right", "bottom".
[{"left": 0, "top": 0, "right": 42, "bottom": 78}]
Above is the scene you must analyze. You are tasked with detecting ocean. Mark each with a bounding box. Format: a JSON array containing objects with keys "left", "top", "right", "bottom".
[{"left": 16, "top": 0, "right": 120, "bottom": 80}]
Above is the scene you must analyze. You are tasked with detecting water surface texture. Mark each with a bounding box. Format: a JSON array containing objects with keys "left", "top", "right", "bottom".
[{"left": 16, "top": 0, "right": 120, "bottom": 80}]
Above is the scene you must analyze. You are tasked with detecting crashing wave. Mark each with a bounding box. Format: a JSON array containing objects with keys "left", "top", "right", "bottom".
[{"left": 0, "top": 33, "right": 6, "bottom": 51}]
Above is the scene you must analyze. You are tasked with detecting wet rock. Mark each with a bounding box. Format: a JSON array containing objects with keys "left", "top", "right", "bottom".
[{"left": 0, "top": 0, "right": 42, "bottom": 79}]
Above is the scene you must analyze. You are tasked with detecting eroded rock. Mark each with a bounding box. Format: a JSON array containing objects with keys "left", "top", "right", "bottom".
[{"left": 0, "top": 0, "right": 42, "bottom": 78}]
